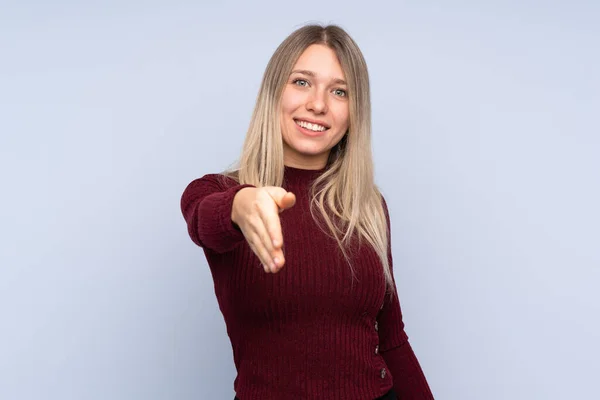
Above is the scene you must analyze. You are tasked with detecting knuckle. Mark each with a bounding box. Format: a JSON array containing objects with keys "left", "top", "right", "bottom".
[
  {"left": 270, "top": 221, "right": 281, "bottom": 236},
  {"left": 249, "top": 215, "right": 262, "bottom": 230},
  {"left": 249, "top": 233, "right": 260, "bottom": 247},
  {"left": 264, "top": 236, "right": 273, "bottom": 251}
]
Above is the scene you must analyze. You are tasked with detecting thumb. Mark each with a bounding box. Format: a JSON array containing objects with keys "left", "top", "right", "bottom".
[
  {"left": 279, "top": 191, "right": 296, "bottom": 212},
  {"left": 265, "top": 187, "right": 296, "bottom": 212}
]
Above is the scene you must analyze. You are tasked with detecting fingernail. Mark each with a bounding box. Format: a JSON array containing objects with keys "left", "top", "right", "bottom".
[{"left": 273, "top": 257, "right": 280, "bottom": 265}]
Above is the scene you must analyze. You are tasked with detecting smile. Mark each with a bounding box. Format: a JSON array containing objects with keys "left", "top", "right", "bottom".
[{"left": 294, "top": 119, "right": 329, "bottom": 132}]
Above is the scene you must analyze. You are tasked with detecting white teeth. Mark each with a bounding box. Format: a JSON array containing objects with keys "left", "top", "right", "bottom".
[{"left": 296, "top": 120, "right": 326, "bottom": 132}]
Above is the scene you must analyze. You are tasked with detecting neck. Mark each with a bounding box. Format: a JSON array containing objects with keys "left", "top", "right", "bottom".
[{"left": 282, "top": 149, "right": 330, "bottom": 170}]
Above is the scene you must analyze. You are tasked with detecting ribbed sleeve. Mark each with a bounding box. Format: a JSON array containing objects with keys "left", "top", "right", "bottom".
[
  {"left": 379, "top": 196, "right": 434, "bottom": 399},
  {"left": 180, "top": 174, "right": 255, "bottom": 253},
  {"left": 381, "top": 344, "right": 434, "bottom": 399}
]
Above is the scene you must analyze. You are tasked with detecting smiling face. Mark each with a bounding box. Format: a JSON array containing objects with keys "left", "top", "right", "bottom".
[{"left": 280, "top": 44, "right": 350, "bottom": 170}]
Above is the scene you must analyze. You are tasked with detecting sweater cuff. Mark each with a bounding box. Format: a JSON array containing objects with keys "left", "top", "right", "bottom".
[
  {"left": 218, "top": 184, "right": 256, "bottom": 241},
  {"left": 196, "top": 183, "right": 255, "bottom": 253},
  {"left": 381, "top": 342, "right": 434, "bottom": 399}
]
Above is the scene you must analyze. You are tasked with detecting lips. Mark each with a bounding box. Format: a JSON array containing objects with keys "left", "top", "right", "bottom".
[{"left": 294, "top": 118, "right": 330, "bottom": 132}]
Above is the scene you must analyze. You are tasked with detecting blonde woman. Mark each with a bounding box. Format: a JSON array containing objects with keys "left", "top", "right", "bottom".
[{"left": 181, "top": 24, "right": 434, "bottom": 400}]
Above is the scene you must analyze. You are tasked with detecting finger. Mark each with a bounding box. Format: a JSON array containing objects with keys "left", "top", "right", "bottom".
[
  {"left": 249, "top": 232, "right": 276, "bottom": 273},
  {"left": 258, "top": 224, "right": 284, "bottom": 269},
  {"left": 249, "top": 207, "right": 283, "bottom": 270},
  {"left": 254, "top": 208, "right": 277, "bottom": 253},
  {"left": 259, "top": 205, "right": 285, "bottom": 252},
  {"left": 246, "top": 241, "right": 268, "bottom": 273}
]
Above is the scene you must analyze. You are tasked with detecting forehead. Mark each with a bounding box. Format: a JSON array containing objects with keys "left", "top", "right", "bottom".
[{"left": 292, "top": 44, "right": 346, "bottom": 80}]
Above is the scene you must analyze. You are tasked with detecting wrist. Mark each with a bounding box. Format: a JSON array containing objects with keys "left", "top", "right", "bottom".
[{"left": 231, "top": 187, "right": 254, "bottom": 226}]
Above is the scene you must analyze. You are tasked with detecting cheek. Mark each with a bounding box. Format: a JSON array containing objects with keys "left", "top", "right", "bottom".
[
  {"left": 333, "top": 104, "right": 350, "bottom": 129},
  {"left": 281, "top": 89, "right": 303, "bottom": 116}
]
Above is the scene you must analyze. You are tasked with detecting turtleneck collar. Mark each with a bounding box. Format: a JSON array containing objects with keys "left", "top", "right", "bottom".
[{"left": 283, "top": 164, "right": 327, "bottom": 187}]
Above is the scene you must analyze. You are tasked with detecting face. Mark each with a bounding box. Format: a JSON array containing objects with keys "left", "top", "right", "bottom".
[{"left": 280, "top": 44, "right": 350, "bottom": 170}]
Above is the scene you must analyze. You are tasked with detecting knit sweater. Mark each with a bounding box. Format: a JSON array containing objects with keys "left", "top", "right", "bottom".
[{"left": 180, "top": 165, "right": 434, "bottom": 400}]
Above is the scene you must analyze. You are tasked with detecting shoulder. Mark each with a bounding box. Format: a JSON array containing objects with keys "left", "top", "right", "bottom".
[
  {"left": 377, "top": 190, "right": 392, "bottom": 228},
  {"left": 182, "top": 172, "right": 241, "bottom": 197},
  {"left": 376, "top": 188, "right": 390, "bottom": 213}
]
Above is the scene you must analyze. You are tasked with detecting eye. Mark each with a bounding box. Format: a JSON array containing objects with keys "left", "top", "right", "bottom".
[
  {"left": 333, "top": 88, "right": 347, "bottom": 97},
  {"left": 292, "top": 79, "right": 309, "bottom": 87}
]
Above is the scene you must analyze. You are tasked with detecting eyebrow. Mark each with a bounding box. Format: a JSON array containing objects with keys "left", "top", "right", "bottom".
[{"left": 291, "top": 69, "right": 347, "bottom": 85}]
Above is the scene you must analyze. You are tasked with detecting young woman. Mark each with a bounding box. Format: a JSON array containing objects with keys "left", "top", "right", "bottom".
[{"left": 181, "top": 24, "right": 434, "bottom": 400}]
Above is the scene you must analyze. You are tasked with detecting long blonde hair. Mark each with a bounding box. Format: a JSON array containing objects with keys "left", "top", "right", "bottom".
[{"left": 222, "top": 24, "right": 394, "bottom": 293}]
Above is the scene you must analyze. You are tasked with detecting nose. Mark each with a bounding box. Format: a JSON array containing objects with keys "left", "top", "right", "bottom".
[{"left": 306, "top": 89, "right": 328, "bottom": 115}]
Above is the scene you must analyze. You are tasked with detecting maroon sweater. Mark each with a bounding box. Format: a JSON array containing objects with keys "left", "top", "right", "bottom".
[{"left": 180, "top": 165, "right": 434, "bottom": 400}]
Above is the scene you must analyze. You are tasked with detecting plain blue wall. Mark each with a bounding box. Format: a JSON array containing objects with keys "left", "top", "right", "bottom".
[{"left": 1, "top": 1, "right": 598, "bottom": 399}]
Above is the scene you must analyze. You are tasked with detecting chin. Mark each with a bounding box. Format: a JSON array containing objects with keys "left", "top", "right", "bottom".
[{"left": 290, "top": 142, "right": 327, "bottom": 155}]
